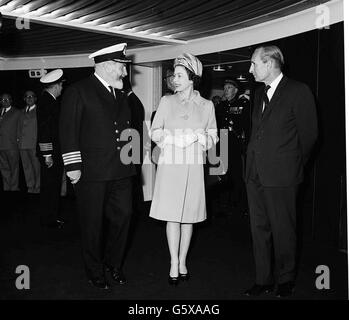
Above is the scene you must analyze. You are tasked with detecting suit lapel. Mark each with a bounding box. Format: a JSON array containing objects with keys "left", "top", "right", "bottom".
[
  {"left": 252, "top": 86, "right": 264, "bottom": 131},
  {"left": 260, "top": 76, "right": 288, "bottom": 121}
]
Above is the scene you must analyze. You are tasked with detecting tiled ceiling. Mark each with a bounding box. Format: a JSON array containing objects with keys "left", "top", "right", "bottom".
[{"left": 0, "top": 0, "right": 331, "bottom": 58}]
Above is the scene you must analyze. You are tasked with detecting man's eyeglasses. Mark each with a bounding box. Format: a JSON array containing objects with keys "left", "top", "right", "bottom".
[{"left": 25, "top": 95, "right": 36, "bottom": 98}]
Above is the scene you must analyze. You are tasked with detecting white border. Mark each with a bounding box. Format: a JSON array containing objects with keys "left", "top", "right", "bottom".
[{"left": 343, "top": 0, "right": 349, "bottom": 297}]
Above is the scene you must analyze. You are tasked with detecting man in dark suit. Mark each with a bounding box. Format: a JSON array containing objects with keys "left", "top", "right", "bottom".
[
  {"left": 37, "top": 70, "right": 65, "bottom": 229},
  {"left": 244, "top": 45, "right": 318, "bottom": 297},
  {"left": 0, "top": 93, "right": 21, "bottom": 192},
  {"left": 59, "top": 43, "right": 136, "bottom": 290},
  {"left": 18, "top": 90, "right": 41, "bottom": 194}
]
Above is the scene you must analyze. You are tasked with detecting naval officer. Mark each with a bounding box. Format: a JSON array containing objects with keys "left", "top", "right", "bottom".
[
  {"left": 37, "top": 69, "right": 65, "bottom": 229},
  {"left": 59, "top": 43, "right": 136, "bottom": 289}
]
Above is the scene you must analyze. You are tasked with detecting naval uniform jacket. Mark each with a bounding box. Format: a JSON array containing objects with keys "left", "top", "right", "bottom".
[
  {"left": 245, "top": 76, "right": 318, "bottom": 187},
  {"left": 37, "top": 91, "right": 62, "bottom": 162},
  {"left": 59, "top": 75, "right": 136, "bottom": 181}
]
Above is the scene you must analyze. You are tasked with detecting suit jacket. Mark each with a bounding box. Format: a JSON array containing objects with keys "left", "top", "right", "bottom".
[
  {"left": 37, "top": 91, "right": 62, "bottom": 161},
  {"left": 246, "top": 76, "right": 318, "bottom": 187},
  {"left": 0, "top": 107, "right": 21, "bottom": 150},
  {"left": 59, "top": 75, "right": 136, "bottom": 182},
  {"left": 17, "top": 105, "right": 38, "bottom": 150}
]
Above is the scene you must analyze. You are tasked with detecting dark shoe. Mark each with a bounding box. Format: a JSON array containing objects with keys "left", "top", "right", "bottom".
[
  {"left": 88, "top": 277, "right": 109, "bottom": 290},
  {"left": 179, "top": 273, "right": 190, "bottom": 281},
  {"left": 276, "top": 281, "right": 295, "bottom": 298},
  {"left": 107, "top": 267, "right": 126, "bottom": 285},
  {"left": 168, "top": 276, "right": 179, "bottom": 286},
  {"left": 46, "top": 220, "right": 64, "bottom": 229},
  {"left": 244, "top": 283, "right": 274, "bottom": 296}
]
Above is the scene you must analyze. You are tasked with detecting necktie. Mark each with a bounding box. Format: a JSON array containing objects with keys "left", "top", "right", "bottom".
[
  {"left": 109, "top": 86, "right": 116, "bottom": 100},
  {"left": 262, "top": 85, "right": 271, "bottom": 114},
  {"left": 26, "top": 107, "right": 30, "bottom": 113}
]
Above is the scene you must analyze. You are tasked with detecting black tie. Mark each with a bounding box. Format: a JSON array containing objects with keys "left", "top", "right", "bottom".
[
  {"left": 109, "top": 86, "right": 116, "bottom": 100},
  {"left": 262, "top": 85, "right": 271, "bottom": 114}
]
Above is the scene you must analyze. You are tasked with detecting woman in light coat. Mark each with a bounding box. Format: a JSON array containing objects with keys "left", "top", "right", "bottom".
[{"left": 150, "top": 53, "right": 218, "bottom": 285}]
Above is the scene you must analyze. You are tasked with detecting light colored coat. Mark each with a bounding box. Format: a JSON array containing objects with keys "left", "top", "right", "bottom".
[{"left": 149, "top": 91, "right": 218, "bottom": 223}]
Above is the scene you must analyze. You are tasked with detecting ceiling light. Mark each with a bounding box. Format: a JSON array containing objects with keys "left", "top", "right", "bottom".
[
  {"left": 237, "top": 74, "right": 247, "bottom": 81},
  {"left": 213, "top": 65, "right": 225, "bottom": 72}
]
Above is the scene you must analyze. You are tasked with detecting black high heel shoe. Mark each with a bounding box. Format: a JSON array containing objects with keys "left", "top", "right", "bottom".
[
  {"left": 168, "top": 276, "right": 179, "bottom": 286},
  {"left": 179, "top": 273, "right": 190, "bottom": 281}
]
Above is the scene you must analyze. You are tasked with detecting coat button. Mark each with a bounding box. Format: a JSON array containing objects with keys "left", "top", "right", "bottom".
[
  {"left": 115, "top": 130, "right": 119, "bottom": 133},
  {"left": 116, "top": 138, "right": 120, "bottom": 142},
  {"left": 117, "top": 147, "right": 121, "bottom": 150}
]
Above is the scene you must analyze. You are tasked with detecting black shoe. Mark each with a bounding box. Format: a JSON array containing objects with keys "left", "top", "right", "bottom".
[
  {"left": 88, "top": 277, "right": 109, "bottom": 290},
  {"left": 56, "top": 219, "right": 65, "bottom": 228},
  {"left": 179, "top": 273, "right": 190, "bottom": 281},
  {"left": 46, "top": 220, "right": 64, "bottom": 229},
  {"left": 168, "top": 276, "right": 179, "bottom": 286},
  {"left": 244, "top": 283, "right": 274, "bottom": 296},
  {"left": 106, "top": 267, "right": 126, "bottom": 285},
  {"left": 276, "top": 281, "right": 295, "bottom": 298}
]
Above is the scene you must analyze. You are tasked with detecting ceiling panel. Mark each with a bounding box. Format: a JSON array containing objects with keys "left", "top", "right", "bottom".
[{"left": 0, "top": 0, "right": 332, "bottom": 58}]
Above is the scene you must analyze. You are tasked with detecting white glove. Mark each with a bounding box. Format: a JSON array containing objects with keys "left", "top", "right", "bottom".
[
  {"left": 164, "top": 133, "right": 197, "bottom": 148},
  {"left": 163, "top": 135, "right": 175, "bottom": 145},
  {"left": 197, "top": 133, "right": 207, "bottom": 146},
  {"left": 44, "top": 155, "right": 53, "bottom": 168},
  {"left": 67, "top": 170, "right": 81, "bottom": 184},
  {"left": 184, "top": 133, "right": 198, "bottom": 146}
]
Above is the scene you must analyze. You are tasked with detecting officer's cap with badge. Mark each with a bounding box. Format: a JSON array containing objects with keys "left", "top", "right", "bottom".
[
  {"left": 224, "top": 78, "right": 239, "bottom": 89},
  {"left": 89, "top": 43, "right": 132, "bottom": 64},
  {"left": 40, "top": 69, "right": 65, "bottom": 86}
]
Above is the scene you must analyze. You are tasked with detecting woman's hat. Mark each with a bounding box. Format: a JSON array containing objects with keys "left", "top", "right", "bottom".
[{"left": 174, "top": 53, "right": 203, "bottom": 77}]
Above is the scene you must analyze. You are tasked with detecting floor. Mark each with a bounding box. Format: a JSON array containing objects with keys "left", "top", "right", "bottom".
[{"left": 0, "top": 190, "right": 347, "bottom": 301}]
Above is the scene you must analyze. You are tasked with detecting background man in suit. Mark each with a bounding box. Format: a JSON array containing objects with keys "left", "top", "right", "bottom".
[
  {"left": 37, "top": 70, "right": 65, "bottom": 229},
  {"left": 244, "top": 45, "right": 318, "bottom": 297},
  {"left": 59, "top": 43, "right": 136, "bottom": 290},
  {"left": 18, "top": 90, "right": 40, "bottom": 194},
  {"left": 0, "top": 93, "right": 21, "bottom": 192}
]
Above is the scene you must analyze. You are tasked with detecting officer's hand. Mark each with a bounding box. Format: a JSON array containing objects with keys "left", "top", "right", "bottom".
[
  {"left": 44, "top": 155, "right": 53, "bottom": 168},
  {"left": 67, "top": 170, "right": 81, "bottom": 184}
]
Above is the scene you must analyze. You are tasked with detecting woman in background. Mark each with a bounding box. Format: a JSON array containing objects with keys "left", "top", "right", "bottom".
[{"left": 149, "top": 53, "right": 218, "bottom": 285}]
